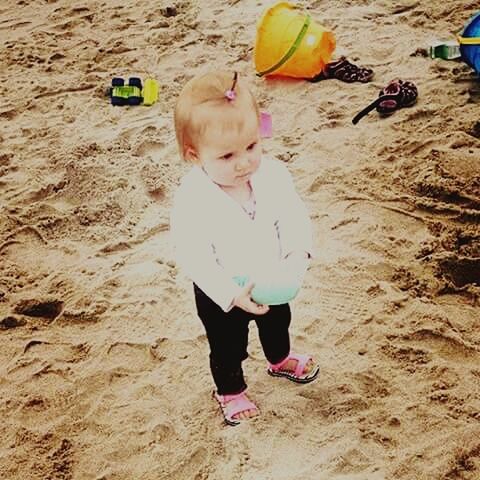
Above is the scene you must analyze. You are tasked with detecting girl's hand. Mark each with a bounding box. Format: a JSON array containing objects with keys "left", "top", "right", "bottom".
[{"left": 233, "top": 282, "right": 270, "bottom": 315}]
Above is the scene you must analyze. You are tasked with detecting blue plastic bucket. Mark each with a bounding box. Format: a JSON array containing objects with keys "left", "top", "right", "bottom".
[{"left": 459, "top": 11, "right": 480, "bottom": 73}]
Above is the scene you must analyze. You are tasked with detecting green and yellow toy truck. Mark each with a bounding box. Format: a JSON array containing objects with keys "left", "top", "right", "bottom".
[{"left": 109, "top": 77, "right": 159, "bottom": 106}]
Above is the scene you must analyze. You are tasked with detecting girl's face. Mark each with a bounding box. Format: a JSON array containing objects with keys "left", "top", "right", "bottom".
[{"left": 189, "top": 111, "right": 261, "bottom": 189}]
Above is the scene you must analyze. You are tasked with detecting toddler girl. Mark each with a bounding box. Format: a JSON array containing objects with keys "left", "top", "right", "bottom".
[{"left": 170, "top": 70, "right": 319, "bottom": 426}]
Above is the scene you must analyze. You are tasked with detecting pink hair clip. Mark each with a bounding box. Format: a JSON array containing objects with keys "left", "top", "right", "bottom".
[{"left": 224, "top": 72, "right": 238, "bottom": 101}]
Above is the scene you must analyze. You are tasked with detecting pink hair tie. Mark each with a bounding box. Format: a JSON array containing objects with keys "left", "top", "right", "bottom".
[
  {"left": 224, "top": 72, "right": 238, "bottom": 101},
  {"left": 224, "top": 89, "right": 236, "bottom": 101}
]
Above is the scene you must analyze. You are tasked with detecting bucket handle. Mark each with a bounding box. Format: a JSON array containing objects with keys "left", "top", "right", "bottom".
[
  {"left": 256, "top": 14, "right": 311, "bottom": 77},
  {"left": 457, "top": 35, "right": 480, "bottom": 45}
]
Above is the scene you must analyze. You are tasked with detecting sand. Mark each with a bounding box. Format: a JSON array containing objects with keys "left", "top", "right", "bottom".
[{"left": 1, "top": 0, "right": 479, "bottom": 478}]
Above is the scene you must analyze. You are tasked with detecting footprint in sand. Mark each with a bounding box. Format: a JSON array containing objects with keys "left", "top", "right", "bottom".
[
  {"left": 331, "top": 447, "right": 373, "bottom": 475},
  {"left": 133, "top": 140, "right": 166, "bottom": 158},
  {"left": 354, "top": 370, "right": 391, "bottom": 399},
  {"left": 314, "top": 285, "right": 371, "bottom": 323},
  {"left": 380, "top": 342, "right": 431, "bottom": 372}
]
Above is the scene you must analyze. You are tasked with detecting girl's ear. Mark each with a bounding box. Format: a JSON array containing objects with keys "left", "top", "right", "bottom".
[{"left": 184, "top": 145, "right": 199, "bottom": 164}]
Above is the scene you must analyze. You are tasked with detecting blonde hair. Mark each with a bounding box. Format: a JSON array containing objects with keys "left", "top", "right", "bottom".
[{"left": 174, "top": 71, "right": 260, "bottom": 162}]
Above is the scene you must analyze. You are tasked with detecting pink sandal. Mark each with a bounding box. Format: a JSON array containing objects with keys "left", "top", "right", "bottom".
[
  {"left": 267, "top": 352, "right": 319, "bottom": 384},
  {"left": 213, "top": 390, "right": 259, "bottom": 426}
]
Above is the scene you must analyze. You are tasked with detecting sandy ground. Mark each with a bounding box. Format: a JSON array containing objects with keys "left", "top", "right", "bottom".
[{"left": 1, "top": 0, "right": 479, "bottom": 479}]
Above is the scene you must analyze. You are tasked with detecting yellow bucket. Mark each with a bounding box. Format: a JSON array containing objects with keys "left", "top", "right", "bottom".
[{"left": 254, "top": 2, "right": 336, "bottom": 79}]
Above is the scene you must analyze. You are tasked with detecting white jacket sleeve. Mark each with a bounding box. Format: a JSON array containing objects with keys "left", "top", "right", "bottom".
[
  {"left": 169, "top": 186, "right": 243, "bottom": 312},
  {"left": 274, "top": 162, "right": 313, "bottom": 258}
]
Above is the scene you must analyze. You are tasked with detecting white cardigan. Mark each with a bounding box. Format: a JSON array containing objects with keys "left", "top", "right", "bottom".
[{"left": 169, "top": 156, "right": 313, "bottom": 312}]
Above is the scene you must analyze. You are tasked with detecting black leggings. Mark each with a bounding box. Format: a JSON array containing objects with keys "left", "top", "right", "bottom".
[{"left": 193, "top": 283, "right": 291, "bottom": 395}]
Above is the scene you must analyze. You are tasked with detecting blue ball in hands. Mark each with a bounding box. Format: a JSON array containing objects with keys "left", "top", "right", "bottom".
[{"left": 234, "top": 255, "right": 308, "bottom": 306}]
